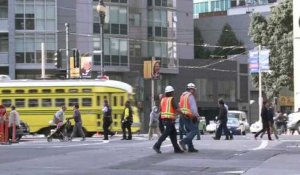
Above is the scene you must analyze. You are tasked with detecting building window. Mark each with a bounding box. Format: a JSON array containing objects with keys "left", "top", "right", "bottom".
[
  {"left": 195, "top": 79, "right": 214, "bottom": 102},
  {"left": 2, "top": 99, "right": 12, "bottom": 108},
  {"left": 129, "top": 13, "right": 141, "bottom": 26},
  {"left": 15, "top": 14, "right": 35, "bottom": 30},
  {"left": 217, "top": 80, "right": 236, "bottom": 102},
  {"left": 129, "top": 43, "right": 141, "bottom": 57},
  {"left": 69, "top": 98, "right": 78, "bottom": 107}
]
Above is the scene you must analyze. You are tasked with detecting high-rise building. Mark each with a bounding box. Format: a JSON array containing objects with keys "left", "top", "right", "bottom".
[{"left": 0, "top": 0, "right": 194, "bottom": 80}]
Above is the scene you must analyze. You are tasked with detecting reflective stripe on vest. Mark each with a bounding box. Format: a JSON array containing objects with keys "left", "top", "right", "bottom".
[
  {"left": 160, "top": 97, "right": 176, "bottom": 120},
  {"left": 179, "top": 92, "right": 193, "bottom": 117}
]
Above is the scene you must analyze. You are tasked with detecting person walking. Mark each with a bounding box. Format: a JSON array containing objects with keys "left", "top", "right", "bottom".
[
  {"left": 121, "top": 101, "right": 133, "bottom": 140},
  {"left": 260, "top": 102, "right": 279, "bottom": 139},
  {"left": 254, "top": 100, "right": 272, "bottom": 140},
  {"left": 8, "top": 105, "right": 20, "bottom": 140},
  {"left": 53, "top": 105, "right": 66, "bottom": 129},
  {"left": 213, "top": 99, "right": 233, "bottom": 140},
  {"left": 178, "top": 83, "right": 200, "bottom": 153},
  {"left": 153, "top": 86, "right": 184, "bottom": 154},
  {"left": 148, "top": 105, "right": 161, "bottom": 140},
  {"left": 102, "top": 100, "right": 115, "bottom": 140},
  {"left": 69, "top": 104, "right": 85, "bottom": 141}
]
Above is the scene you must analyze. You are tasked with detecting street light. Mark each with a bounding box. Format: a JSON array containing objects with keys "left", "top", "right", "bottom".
[{"left": 96, "top": 0, "right": 106, "bottom": 77}]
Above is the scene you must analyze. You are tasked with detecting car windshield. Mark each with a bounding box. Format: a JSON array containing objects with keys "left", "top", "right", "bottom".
[
  {"left": 227, "top": 118, "right": 239, "bottom": 125},
  {"left": 228, "top": 113, "right": 240, "bottom": 120}
]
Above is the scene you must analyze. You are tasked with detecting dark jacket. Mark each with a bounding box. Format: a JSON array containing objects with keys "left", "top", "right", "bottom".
[
  {"left": 218, "top": 105, "right": 227, "bottom": 122},
  {"left": 121, "top": 106, "right": 133, "bottom": 123},
  {"left": 261, "top": 106, "right": 269, "bottom": 124}
]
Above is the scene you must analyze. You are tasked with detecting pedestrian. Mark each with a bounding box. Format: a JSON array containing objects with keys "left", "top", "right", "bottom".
[
  {"left": 153, "top": 86, "right": 184, "bottom": 154},
  {"left": 8, "top": 105, "right": 20, "bottom": 140},
  {"left": 260, "top": 102, "right": 279, "bottom": 139},
  {"left": 148, "top": 105, "right": 161, "bottom": 140},
  {"left": 158, "top": 94, "right": 165, "bottom": 133},
  {"left": 121, "top": 101, "right": 133, "bottom": 140},
  {"left": 254, "top": 100, "right": 272, "bottom": 140},
  {"left": 178, "top": 83, "right": 200, "bottom": 153},
  {"left": 102, "top": 100, "right": 115, "bottom": 140},
  {"left": 68, "top": 104, "right": 85, "bottom": 141},
  {"left": 53, "top": 105, "right": 66, "bottom": 129},
  {"left": 213, "top": 99, "right": 233, "bottom": 140}
]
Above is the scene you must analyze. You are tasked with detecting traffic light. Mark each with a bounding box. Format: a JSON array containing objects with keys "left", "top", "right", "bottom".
[
  {"left": 54, "top": 50, "right": 62, "bottom": 69},
  {"left": 73, "top": 49, "right": 80, "bottom": 68}
]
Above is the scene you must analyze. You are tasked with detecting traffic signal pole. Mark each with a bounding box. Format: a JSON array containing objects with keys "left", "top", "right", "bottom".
[{"left": 65, "top": 23, "right": 70, "bottom": 79}]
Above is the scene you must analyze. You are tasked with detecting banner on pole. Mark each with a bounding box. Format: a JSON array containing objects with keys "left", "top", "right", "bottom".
[
  {"left": 248, "top": 49, "right": 270, "bottom": 73},
  {"left": 248, "top": 50, "right": 259, "bottom": 73},
  {"left": 259, "top": 49, "right": 270, "bottom": 72}
]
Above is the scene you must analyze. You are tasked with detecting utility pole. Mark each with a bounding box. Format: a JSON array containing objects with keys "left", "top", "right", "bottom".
[
  {"left": 65, "top": 23, "right": 70, "bottom": 79},
  {"left": 258, "top": 44, "right": 262, "bottom": 121}
]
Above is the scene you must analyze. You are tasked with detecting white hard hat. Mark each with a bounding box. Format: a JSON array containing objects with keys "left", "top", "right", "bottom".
[
  {"left": 165, "top": 86, "right": 175, "bottom": 93},
  {"left": 187, "top": 83, "right": 196, "bottom": 89}
]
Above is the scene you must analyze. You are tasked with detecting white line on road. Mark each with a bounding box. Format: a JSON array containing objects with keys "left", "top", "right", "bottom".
[
  {"left": 251, "top": 140, "right": 269, "bottom": 150},
  {"left": 50, "top": 140, "right": 109, "bottom": 148}
]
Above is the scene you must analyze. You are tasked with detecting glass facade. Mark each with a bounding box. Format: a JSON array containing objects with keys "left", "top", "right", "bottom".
[
  {"left": 93, "top": 2, "right": 128, "bottom": 67},
  {"left": 14, "top": 0, "right": 57, "bottom": 64}
]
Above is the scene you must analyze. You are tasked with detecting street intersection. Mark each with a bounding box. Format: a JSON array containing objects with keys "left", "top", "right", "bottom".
[{"left": 1, "top": 134, "right": 300, "bottom": 175}]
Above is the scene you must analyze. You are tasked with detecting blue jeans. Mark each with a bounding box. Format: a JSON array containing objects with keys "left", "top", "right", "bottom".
[{"left": 181, "top": 116, "right": 198, "bottom": 150}]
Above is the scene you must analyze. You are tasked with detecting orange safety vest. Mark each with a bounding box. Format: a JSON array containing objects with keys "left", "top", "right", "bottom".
[
  {"left": 160, "top": 97, "right": 176, "bottom": 120},
  {"left": 179, "top": 92, "right": 193, "bottom": 117}
]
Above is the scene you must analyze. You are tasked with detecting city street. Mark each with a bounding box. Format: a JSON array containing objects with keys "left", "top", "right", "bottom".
[{"left": 1, "top": 134, "right": 300, "bottom": 175}]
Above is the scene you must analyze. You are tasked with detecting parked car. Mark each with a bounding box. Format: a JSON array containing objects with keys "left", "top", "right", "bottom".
[
  {"left": 206, "top": 110, "right": 249, "bottom": 134},
  {"left": 287, "top": 112, "right": 300, "bottom": 131},
  {"left": 206, "top": 118, "right": 246, "bottom": 135},
  {"left": 250, "top": 121, "right": 262, "bottom": 133}
]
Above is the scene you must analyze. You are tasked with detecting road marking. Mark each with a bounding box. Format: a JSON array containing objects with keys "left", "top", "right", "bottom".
[
  {"left": 220, "top": 170, "right": 245, "bottom": 174},
  {"left": 251, "top": 140, "right": 268, "bottom": 150},
  {"left": 50, "top": 140, "right": 109, "bottom": 148}
]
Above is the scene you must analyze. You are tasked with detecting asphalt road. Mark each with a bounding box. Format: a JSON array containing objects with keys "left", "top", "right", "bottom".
[{"left": 1, "top": 134, "right": 300, "bottom": 175}]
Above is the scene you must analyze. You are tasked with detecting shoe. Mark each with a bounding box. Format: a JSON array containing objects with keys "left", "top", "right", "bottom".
[
  {"left": 121, "top": 138, "right": 126, "bottom": 140},
  {"left": 153, "top": 146, "right": 162, "bottom": 154},
  {"left": 110, "top": 132, "right": 115, "bottom": 137},
  {"left": 103, "top": 138, "right": 108, "bottom": 140},
  {"left": 179, "top": 141, "right": 187, "bottom": 151},
  {"left": 174, "top": 150, "right": 184, "bottom": 153},
  {"left": 213, "top": 137, "right": 220, "bottom": 140},
  {"left": 230, "top": 136, "right": 234, "bottom": 140},
  {"left": 126, "top": 138, "right": 132, "bottom": 140},
  {"left": 188, "top": 148, "right": 198, "bottom": 153},
  {"left": 81, "top": 138, "right": 85, "bottom": 141}
]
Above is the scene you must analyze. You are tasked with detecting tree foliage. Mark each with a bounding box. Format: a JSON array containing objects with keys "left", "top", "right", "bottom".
[
  {"left": 213, "top": 23, "right": 245, "bottom": 58},
  {"left": 249, "top": 0, "right": 293, "bottom": 98},
  {"left": 194, "top": 27, "right": 210, "bottom": 59}
]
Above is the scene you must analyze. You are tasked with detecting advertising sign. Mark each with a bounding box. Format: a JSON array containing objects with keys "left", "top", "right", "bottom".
[{"left": 81, "top": 56, "right": 93, "bottom": 79}]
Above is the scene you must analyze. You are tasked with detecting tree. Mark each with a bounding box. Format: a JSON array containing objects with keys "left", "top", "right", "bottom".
[
  {"left": 249, "top": 0, "right": 293, "bottom": 98},
  {"left": 194, "top": 27, "right": 210, "bottom": 59},
  {"left": 213, "top": 23, "right": 245, "bottom": 58}
]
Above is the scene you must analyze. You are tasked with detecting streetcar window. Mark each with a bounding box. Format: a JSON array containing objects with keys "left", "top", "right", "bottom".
[
  {"left": 15, "top": 99, "right": 25, "bottom": 108},
  {"left": 55, "top": 99, "right": 65, "bottom": 107},
  {"left": 55, "top": 89, "right": 65, "bottom": 93},
  {"left": 29, "top": 99, "right": 39, "bottom": 107},
  {"left": 113, "top": 96, "right": 117, "bottom": 106},
  {"left": 42, "top": 99, "right": 52, "bottom": 107},
  {"left": 69, "top": 98, "right": 78, "bottom": 107},
  {"left": 82, "top": 98, "right": 92, "bottom": 107},
  {"left": 29, "top": 89, "right": 38, "bottom": 93},
  {"left": 120, "top": 96, "right": 124, "bottom": 106},
  {"left": 2, "top": 99, "right": 12, "bottom": 107},
  {"left": 69, "top": 89, "right": 78, "bottom": 93},
  {"left": 82, "top": 89, "right": 92, "bottom": 93},
  {"left": 97, "top": 96, "right": 101, "bottom": 106},
  {"left": 2, "top": 90, "right": 11, "bottom": 94},
  {"left": 42, "top": 89, "right": 51, "bottom": 93},
  {"left": 16, "top": 89, "right": 24, "bottom": 94}
]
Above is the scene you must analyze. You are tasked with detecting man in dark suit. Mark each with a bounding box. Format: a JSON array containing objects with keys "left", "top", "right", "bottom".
[
  {"left": 254, "top": 100, "right": 272, "bottom": 140},
  {"left": 213, "top": 99, "right": 233, "bottom": 140}
]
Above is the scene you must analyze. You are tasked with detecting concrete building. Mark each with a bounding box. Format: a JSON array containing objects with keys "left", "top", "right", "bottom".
[{"left": 0, "top": 0, "right": 194, "bottom": 80}]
